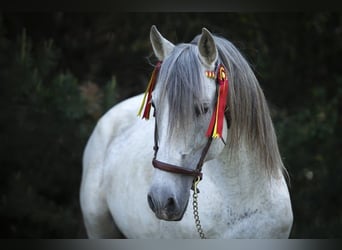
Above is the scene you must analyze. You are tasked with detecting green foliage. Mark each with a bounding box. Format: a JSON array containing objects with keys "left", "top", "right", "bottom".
[
  {"left": 0, "top": 18, "right": 117, "bottom": 237},
  {"left": 274, "top": 79, "right": 342, "bottom": 237},
  {"left": 50, "top": 73, "right": 86, "bottom": 120},
  {"left": 102, "top": 76, "right": 118, "bottom": 111}
]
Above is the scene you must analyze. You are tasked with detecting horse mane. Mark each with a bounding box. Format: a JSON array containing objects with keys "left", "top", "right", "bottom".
[
  {"left": 155, "top": 35, "right": 284, "bottom": 178},
  {"left": 210, "top": 35, "right": 284, "bottom": 177}
]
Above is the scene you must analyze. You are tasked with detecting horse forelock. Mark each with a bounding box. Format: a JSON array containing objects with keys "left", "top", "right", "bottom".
[
  {"left": 155, "top": 44, "right": 208, "bottom": 138},
  {"left": 155, "top": 35, "right": 284, "bottom": 177}
]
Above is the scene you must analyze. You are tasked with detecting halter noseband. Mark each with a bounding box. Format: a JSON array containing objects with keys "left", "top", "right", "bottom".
[
  {"left": 138, "top": 61, "right": 229, "bottom": 190},
  {"left": 151, "top": 101, "right": 213, "bottom": 191},
  {"left": 152, "top": 116, "right": 213, "bottom": 181}
]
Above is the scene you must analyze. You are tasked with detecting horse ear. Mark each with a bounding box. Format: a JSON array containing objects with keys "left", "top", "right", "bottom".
[
  {"left": 150, "top": 25, "right": 175, "bottom": 61},
  {"left": 198, "top": 28, "right": 218, "bottom": 67}
]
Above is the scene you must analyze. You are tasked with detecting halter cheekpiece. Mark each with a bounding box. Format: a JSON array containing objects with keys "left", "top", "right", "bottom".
[{"left": 138, "top": 61, "right": 229, "bottom": 191}]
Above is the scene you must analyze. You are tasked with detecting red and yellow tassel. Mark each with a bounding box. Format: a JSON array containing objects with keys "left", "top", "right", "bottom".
[
  {"left": 206, "top": 64, "right": 229, "bottom": 138},
  {"left": 137, "top": 61, "right": 162, "bottom": 119}
]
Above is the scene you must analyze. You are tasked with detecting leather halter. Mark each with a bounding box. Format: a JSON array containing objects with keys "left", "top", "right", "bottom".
[
  {"left": 151, "top": 109, "right": 231, "bottom": 189},
  {"left": 149, "top": 62, "right": 230, "bottom": 189},
  {"left": 152, "top": 159, "right": 203, "bottom": 178},
  {"left": 151, "top": 109, "right": 214, "bottom": 188}
]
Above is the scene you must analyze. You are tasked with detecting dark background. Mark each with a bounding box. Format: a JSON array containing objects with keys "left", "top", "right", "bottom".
[{"left": 0, "top": 12, "right": 341, "bottom": 238}]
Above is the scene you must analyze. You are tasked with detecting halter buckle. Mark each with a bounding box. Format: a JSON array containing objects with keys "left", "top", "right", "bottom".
[{"left": 191, "top": 176, "right": 202, "bottom": 194}]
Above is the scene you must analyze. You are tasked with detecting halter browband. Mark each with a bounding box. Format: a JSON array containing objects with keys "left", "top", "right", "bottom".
[{"left": 139, "top": 61, "right": 229, "bottom": 190}]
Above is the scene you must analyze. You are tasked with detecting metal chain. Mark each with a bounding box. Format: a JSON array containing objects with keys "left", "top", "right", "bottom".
[{"left": 192, "top": 177, "right": 206, "bottom": 239}]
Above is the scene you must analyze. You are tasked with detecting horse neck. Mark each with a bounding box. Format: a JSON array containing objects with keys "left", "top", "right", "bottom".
[{"left": 215, "top": 137, "right": 274, "bottom": 194}]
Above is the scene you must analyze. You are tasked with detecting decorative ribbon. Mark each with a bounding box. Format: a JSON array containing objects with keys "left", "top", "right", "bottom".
[
  {"left": 206, "top": 64, "right": 229, "bottom": 138},
  {"left": 137, "top": 61, "right": 162, "bottom": 119}
]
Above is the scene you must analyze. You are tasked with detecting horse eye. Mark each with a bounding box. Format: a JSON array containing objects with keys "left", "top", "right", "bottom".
[{"left": 195, "top": 104, "right": 209, "bottom": 117}]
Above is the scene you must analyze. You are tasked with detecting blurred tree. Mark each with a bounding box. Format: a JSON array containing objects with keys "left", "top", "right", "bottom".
[{"left": 0, "top": 17, "right": 117, "bottom": 237}]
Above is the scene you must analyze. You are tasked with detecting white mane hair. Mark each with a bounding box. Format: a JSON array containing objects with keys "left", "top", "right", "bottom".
[{"left": 155, "top": 34, "right": 284, "bottom": 178}]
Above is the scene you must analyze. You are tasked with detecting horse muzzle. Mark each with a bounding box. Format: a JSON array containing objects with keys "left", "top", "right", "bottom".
[{"left": 147, "top": 190, "right": 189, "bottom": 221}]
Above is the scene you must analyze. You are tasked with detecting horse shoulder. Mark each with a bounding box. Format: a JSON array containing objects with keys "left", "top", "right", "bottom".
[
  {"left": 266, "top": 175, "right": 293, "bottom": 237},
  {"left": 80, "top": 94, "right": 144, "bottom": 238}
]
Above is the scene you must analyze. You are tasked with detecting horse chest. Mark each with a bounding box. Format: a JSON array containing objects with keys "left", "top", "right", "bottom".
[{"left": 105, "top": 159, "right": 270, "bottom": 238}]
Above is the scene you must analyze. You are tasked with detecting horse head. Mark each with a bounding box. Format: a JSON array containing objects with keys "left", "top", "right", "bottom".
[{"left": 146, "top": 26, "right": 228, "bottom": 221}]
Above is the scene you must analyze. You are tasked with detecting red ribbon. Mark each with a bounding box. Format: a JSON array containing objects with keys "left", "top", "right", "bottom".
[
  {"left": 206, "top": 64, "right": 229, "bottom": 138},
  {"left": 139, "top": 62, "right": 228, "bottom": 139},
  {"left": 138, "top": 61, "right": 162, "bottom": 119}
]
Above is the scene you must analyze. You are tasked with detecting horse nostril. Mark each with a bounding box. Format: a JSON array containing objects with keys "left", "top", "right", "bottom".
[
  {"left": 165, "top": 197, "right": 176, "bottom": 211},
  {"left": 147, "top": 194, "right": 156, "bottom": 212}
]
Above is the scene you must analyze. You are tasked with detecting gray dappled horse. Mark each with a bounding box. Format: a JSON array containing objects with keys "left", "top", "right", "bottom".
[{"left": 80, "top": 26, "right": 293, "bottom": 238}]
